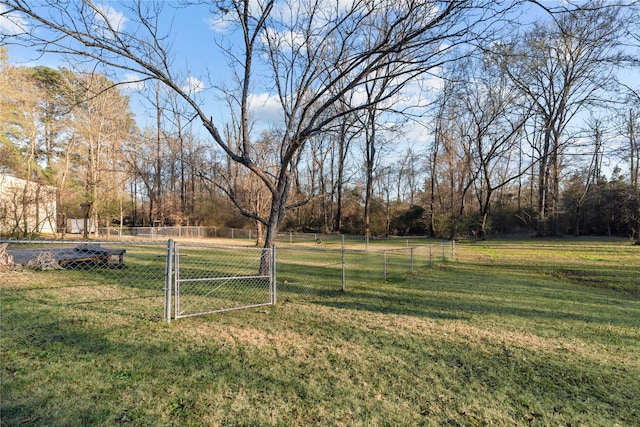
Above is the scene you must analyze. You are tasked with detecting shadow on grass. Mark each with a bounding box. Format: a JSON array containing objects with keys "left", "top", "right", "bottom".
[
  {"left": 460, "top": 260, "right": 640, "bottom": 295},
  {"left": 2, "top": 280, "right": 165, "bottom": 322},
  {"left": 276, "top": 259, "right": 411, "bottom": 298},
  {"left": 305, "top": 264, "right": 640, "bottom": 329}
]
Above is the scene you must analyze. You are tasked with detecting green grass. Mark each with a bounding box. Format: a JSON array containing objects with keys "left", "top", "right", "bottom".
[{"left": 1, "top": 238, "right": 639, "bottom": 426}]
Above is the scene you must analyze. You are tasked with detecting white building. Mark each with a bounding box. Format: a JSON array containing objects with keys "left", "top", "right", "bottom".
[{"left": 0, "top": 174, "right": 57, "bottom": 234}]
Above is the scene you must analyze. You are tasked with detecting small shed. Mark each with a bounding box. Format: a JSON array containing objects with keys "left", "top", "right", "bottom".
[{"left": 67, "top": 218, "right": 96, "bottom": 234}]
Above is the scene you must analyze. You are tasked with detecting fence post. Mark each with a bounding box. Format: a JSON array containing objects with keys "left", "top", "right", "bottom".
[
  {"left": 429, "top": 245, "right": 433, "bottom": 266},
  {"left": 383, "top": 250, "right": 387, "bottom": 280},
  {"left": 442, "top": 242, "right": 446, "bottom": 261},
  {"left": 410, "top": 247, "right": 414, "bottom": 274},
  {"left": 174, "top": 243, "right": 180, "bottom": 317},
  {"left": 452, "top": 240, "right": 455, "bottom": 260},
  {"left": 341, "top": 235, "right": 346, "bottom": 292},
  {"left": 164, "top": 238, "right": 173, "bottom": 323},
  {"left": 271, "top": 245, "right": 277, "bottom": 304}
]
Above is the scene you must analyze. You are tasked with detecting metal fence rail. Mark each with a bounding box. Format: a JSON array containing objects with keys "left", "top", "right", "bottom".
[
  {"left": 170, "top": 241, "right": 275, "bottom": 320},
  {"left": 86, "top": 227, "right": 447, "bottom": 247}
]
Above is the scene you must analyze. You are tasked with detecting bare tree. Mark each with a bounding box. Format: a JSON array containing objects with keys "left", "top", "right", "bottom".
[
  {"left": 569, "top": 116, "right": 608, "bottom": 236},
  {"left": 628, "top": 109, "right": 640, "bottom": 192},
  {"left": 455, "top": 56, "right": 531, "bottom": 237},
  {"left": 396, "top": 147, "right": 421, "bottom": 206},
  {"left": 494, "top": 1, "right": 635, "bottom": 235},
  {"left": 614, "top": 89, "right": 640, "bottom": 242},
  {"left": 326, "top": 91, "right": 360, "bottom": 233}
]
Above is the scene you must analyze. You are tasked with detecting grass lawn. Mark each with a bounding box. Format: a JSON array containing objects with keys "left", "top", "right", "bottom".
[{"left": 1, "top": 238, "right": 639, "bottom": 426}]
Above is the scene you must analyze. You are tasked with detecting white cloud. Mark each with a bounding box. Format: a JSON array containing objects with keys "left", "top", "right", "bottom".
[
  {"left": 94, "top": 4, "right": 127, "bottom": 33},
  {"left": 0, "top": 5, "right": 28, "bottom": 35},
  {"left": 248, "top": 92, "right": 283, "bottom": 124},
  {"left": 402, "top": 120, "right": 434, "bottom": 145},
  {"left": 182, "top": 76, "right": 205, "bottom": 94},
  {"left": 387, "top": 68, "right": 442, "bottom": 115},
  {"left": 120, "top": 73, "right": 146, "bottom": 92},
  {"left": 262, "top": 27, "right": 308, "bottom": 54},
  {"left": 206, "top": 15, "right": 232, "bottom": 34},
  {"left": 206, "top": 0, "right": 265, "bottom": 34}
]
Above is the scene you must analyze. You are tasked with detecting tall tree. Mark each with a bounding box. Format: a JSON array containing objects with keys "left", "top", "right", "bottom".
[
  {"left": 495, "top": 1, "right": 634, "bottom": 235},
  {"left": 615, "top": 90, "right": 640, "bottom": 242},
  {"left": 455, "top": 56, "right": 530, "bottom": 237},
  {"left": 68, "top": 72, "right": 134, "bottom": 236}
]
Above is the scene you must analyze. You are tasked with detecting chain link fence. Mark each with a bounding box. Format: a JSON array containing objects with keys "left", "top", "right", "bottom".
[
  {"left": 276, "top": 241, "right": 455, "bottom": 300},
  {"left": 276, "top": 246, "right": 344, "bottom": 298},
  {"left": 1, "top": 240, "right": 168, "bottom": 321},
  {"left": 96, "top": 226, "right": 255, "bottom": 240},
  {"left": 2, "top": 239, "right": 454, "bottom": 321},
  {"left": 83, "top": 227, "right": 445, "bottom": 248}
]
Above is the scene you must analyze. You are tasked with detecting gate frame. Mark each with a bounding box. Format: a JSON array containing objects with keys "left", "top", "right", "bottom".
[{"left": 164, "top": 240, "right": 276, "bottom": 322}]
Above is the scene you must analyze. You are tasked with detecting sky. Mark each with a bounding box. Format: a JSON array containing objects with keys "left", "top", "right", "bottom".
[
  {"left": 0, "top": 1, "right": 448, "bottom": 148},
  {"left": 1, "top": 2, "right": 253, "bottom": 127},
  {"left": 1, "top": 0, "right": 638, "bottom": 167}
]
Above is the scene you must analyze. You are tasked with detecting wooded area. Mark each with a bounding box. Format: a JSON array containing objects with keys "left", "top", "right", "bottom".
[{"left": 0, "top": 1, "right": 638, "bottom": 243}]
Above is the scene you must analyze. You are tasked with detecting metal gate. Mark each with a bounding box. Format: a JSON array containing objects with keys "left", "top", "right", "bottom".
[{"left": 165, "top": 240, "right": 275, "bottom": 321}]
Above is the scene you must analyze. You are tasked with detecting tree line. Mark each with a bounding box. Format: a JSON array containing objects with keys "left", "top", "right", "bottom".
[{"left": 0, "top": 1, "right": 638, "bottom": 244}]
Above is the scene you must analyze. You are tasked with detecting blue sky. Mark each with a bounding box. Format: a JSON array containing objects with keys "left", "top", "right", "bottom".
[
  {"left": 0, "top": 1, "right": 426, "bottom": 136},
  {"left": 1, "top": 2, "right": 245, "bottom": 128},
  {"left": 0, "top": 2, "right": 529, "bottom": 129},
  {"left": 2, "top": 2, "right": 224, "bottom": 71}
]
